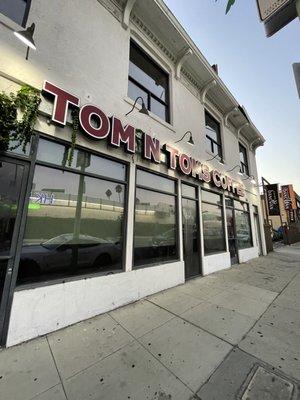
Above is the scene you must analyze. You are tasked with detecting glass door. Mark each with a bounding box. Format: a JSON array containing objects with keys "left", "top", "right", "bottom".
[
  {"left": 0, "top": 156, "right": 29, "bottom": 345},
  {"left": 226, "top": 207, "right": 238, "bottom": 265},
  {"left": 182, "top": 184, "right": 201, "bottom": 279}
]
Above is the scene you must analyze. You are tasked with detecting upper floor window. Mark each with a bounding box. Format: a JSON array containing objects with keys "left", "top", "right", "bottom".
[
  {"left": 128, "top": 41, "right": 170, "bottom": 123},
  {"left": 0, "top": 0, "right": 31, "bottom": 27},
  {"left": 205, "top": 111, "right": 222, "bottom": 160},
  {"left": 239, "top": 143, "right": 249, "bottom": 175}
]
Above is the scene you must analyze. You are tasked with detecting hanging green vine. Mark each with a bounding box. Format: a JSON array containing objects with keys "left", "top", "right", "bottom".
[
  {"left": 66, "top": 108, "right": 79, "bottom": 166},
  {"left": 0, "top": 85, "right": 41, "bottom": 153}
]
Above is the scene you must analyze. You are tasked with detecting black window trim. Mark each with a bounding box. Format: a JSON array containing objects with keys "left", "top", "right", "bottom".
[
  {"left": 15, "top": 132, "right": 130, "bottom": 289},
  {"left": 0, "top": 0, "right": 32, "bottom": 27},
  {"left": 205, "top": 110, "right": 223, "bottom": 161},
  {"left": 128, "top": 40, "right": 170, "bottom": 123},
  {"left": 201, "top": 188, "right": 226, "bottom": 255},
  {"left": 226, "top": 197, "right": 253, "bottom": 249},
  {"left": 133, "top": 166, "right": 179, "bottom": 269},
  {"left": 239, "top": 142, "right": 250, "bottom": 176}
]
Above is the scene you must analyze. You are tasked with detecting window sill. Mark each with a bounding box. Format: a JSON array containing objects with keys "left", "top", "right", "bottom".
[
  {"left": 0, "top": 13, "right": 22, "bottom": 32},
  {"left": 124, "top": 96, "right": 175, "bottom": 133}
]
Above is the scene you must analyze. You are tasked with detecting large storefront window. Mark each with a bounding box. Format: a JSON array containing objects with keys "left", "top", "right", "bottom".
[
  {"left": 17, "top": 138, "right": 127, "bottom": 284},
  {"left": 202, "top": 190, "right": 226, "bottom": 254},
  {"left": 134, "top": 170, "right": 177, "bottom": 267},
  {"left": 234, "top": 200, "right": 253, "bottom": 249}
]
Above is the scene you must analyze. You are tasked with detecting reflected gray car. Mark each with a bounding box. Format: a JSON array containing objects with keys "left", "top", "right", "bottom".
[{"left": 19, "top": 234, "right": 122, "bottom": 276}]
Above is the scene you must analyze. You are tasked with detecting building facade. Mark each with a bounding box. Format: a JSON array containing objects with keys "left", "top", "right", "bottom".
[{"left": 0, "top": 0, "right": 266, "bottom": 347}]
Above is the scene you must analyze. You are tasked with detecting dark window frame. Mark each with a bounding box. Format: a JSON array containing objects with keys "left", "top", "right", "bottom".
[
  {"left": 128, "top": 40, "right": 170, "bottom": 123},
  {"left": 227, "top": 198, "right": 253, "bottom": 250},
  {"left": 14, "top": 133, "right": 130, "bottom": 289},
  {"left": 133, "top": 167, "right": 179, "bottom": 269},
  {"left": 239, "top": 142, "right": 250, "bottom": 176},
  {"left": 205, "top": 111, "right": 223, "bottom": 160},
  {"left": 0, "top": 0, "right": 32, "bottom": 27},
  {"left": 201, "top": 189, "right": 226, "bottom": 255}
]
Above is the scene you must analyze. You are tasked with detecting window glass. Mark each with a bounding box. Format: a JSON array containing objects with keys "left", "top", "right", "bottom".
[
  {"left": 17, "top": 165, "right": 125, "bottom": 284},
  {"left": 134, "top": 188, "right": 177, "bottom": 266},
  {"left": 182, "top": 184, "right": 196, "bottom": 199},
  {"left": 129, "top": 42, "right": 168, "bottom": 101},
  {"left": 201, "top": 190, "right": 222, "bottom": 206},
  {"left": 37, "top": 138, "right": 126, "bottom": 180},
  {"left": 202, "top": 203, "right": 226, "bottom": 254},
  {"left": 0, "top": 0, "right": 29, "bottom": 26},
  {"left": 7, "top": 138, "right": 31, "bottom": 156},
  {"left": 239, "top": 143, "right": 249, "bottom": 175},
  {"left": 234, "top": 200, "right": 248, "bottom": 212},
  {"left": 151, "top": 97, "right": 168, "bottom": 121},
  {"left": 136, "top": 170, "right": 175, "bottom": 193},
  {"left": 128, "top": 41, "right": 170, "bottom": 123},
  {"left": 235, "top": 210, "right": 252, "bottom": 249},
  {"left": 127, "top": 80, "right": 148, "bottom": 109},
  {"left": 205, "top": 111, "right": 222, "bottom": 158},
  {"left": 225, "top": 197, "right": 233, "bottom": 207}
]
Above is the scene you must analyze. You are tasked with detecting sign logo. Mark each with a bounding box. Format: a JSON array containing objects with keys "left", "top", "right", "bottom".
[
  {"left": 265, "top": 184, "right": 280, "bottom": 216},
  {"left": 42, "top": 80, "right": 245, "bottom": 197}
]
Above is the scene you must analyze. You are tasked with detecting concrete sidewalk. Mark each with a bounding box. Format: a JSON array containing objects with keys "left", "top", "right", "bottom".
[{"left": 0, "top": 246, "right": 299, "bottom": 400}]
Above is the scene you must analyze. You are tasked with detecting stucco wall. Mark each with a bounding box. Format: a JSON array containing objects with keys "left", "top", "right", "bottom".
[
  {"left": 7, "top": 260, "right": 184, "bottom": 347},
  {"left": 202, "top": 252, "right": 231, "bottom": 275},
  {"left": 238, "top": 247, "right": 259, "bottom": 263}
]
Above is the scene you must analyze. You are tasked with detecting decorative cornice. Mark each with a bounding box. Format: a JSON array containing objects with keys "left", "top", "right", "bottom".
[{"left": 131, "top": 14, "right": 176, "bottom": 63}]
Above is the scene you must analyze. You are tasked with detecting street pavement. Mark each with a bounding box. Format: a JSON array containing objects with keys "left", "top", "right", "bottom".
[{"left": 0, "top": 244, "right": 299, "bottom": 400}]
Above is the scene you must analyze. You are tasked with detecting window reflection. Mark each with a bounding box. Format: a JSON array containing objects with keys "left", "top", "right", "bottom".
[
  {"left": 37, "top": 138, "right": 126, "bottom": 180},
  {"left": 128, "top": 41, "right": 170, "bottom": 123},
  {"left": 202, "top": 203, "right": 225, "bottom": 254},
  {"left": 134, "top": 187, "right": 177, "bottom": 267},
  {"left": 17, "top": 164, "right": 125, "bottom": 284},
  {"left": 205, "top": 111, "right": 222, "bottom": 159},
  {"left": 235, "top": 210, "right": 252, "bottom": 249}
]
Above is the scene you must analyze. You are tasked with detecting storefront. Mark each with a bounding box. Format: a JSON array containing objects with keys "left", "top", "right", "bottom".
[
  {"left": 0, "top": 99, "right": 263, "bottom": 346},
  {"left": 0, "top": 0, "right": 266, "bottom": 346}
]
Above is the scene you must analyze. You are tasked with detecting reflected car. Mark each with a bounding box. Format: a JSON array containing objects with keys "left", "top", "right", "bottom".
[
  {"left": 18, "top": 233, "right": 122, "bottom": 278},
  {"left": 152, "top": 228, "right": 176, "bottom": 247}
]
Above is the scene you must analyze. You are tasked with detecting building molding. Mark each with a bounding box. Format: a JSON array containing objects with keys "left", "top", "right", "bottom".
[
  {"left": 131, "top": 14, "right": 176, "bottom": 62},
  {"left": 237, "top": 123, "right": 249, "bottom": 140},
  {"left": 122, "top": 0, "right": 137, "bottom": 29},
  {"left": 200, "top": 79, "right": 217, "bottom": 104},
  {"left": 250, "top": 137, "right": 263, "bottom": 150},
  {"left": 224, "top": 106, "right": 238, "bottom": 127},
  {"left": 175, "top": 47, "right": 193, "bottom": 79}
]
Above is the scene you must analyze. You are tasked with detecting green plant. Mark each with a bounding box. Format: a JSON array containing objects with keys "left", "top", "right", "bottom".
[
  {"left": 67, "top": 108, "right": 79, "bottom": 166},
  {"left": 215, "top": 0, "right": 236, "bottom": 14},
  {"left": 0, "top": 85, "right": 41, "bottom": 152}
]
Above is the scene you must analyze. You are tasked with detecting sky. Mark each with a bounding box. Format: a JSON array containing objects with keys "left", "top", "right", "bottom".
[{"left": 164, "top": 0, "right": 300, "bottom": 194}]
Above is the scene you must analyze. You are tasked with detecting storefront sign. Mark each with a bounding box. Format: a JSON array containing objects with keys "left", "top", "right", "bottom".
[
  {"left": 42, "top": 80, "right": 245, "bottom": 197},
  {"left": 265, "top": 184, "right": 280, "bottom": 215},
  {"left": 281, "top": 184, "right": 297, "bottom": 210},
  {"left": 288, "top": 209, "right": 296, "bottom": 223}
]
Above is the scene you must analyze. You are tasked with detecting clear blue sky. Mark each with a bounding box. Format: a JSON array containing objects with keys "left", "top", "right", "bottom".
[{"left": 164, "top": 0, "right": 300, "bottom": 193}]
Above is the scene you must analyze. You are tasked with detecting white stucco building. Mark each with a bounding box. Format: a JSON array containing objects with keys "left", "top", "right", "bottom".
[{"left": 0, "top": 0, "right": 266, "bottom": 347}]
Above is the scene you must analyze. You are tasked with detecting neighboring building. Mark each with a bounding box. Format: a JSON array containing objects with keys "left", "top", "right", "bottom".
[
  {"left": 261, "top": 186, "right": 300, "bottom": 230},
  {"left": 0, "top": 0, "right": 266, "bottom": 347}
]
